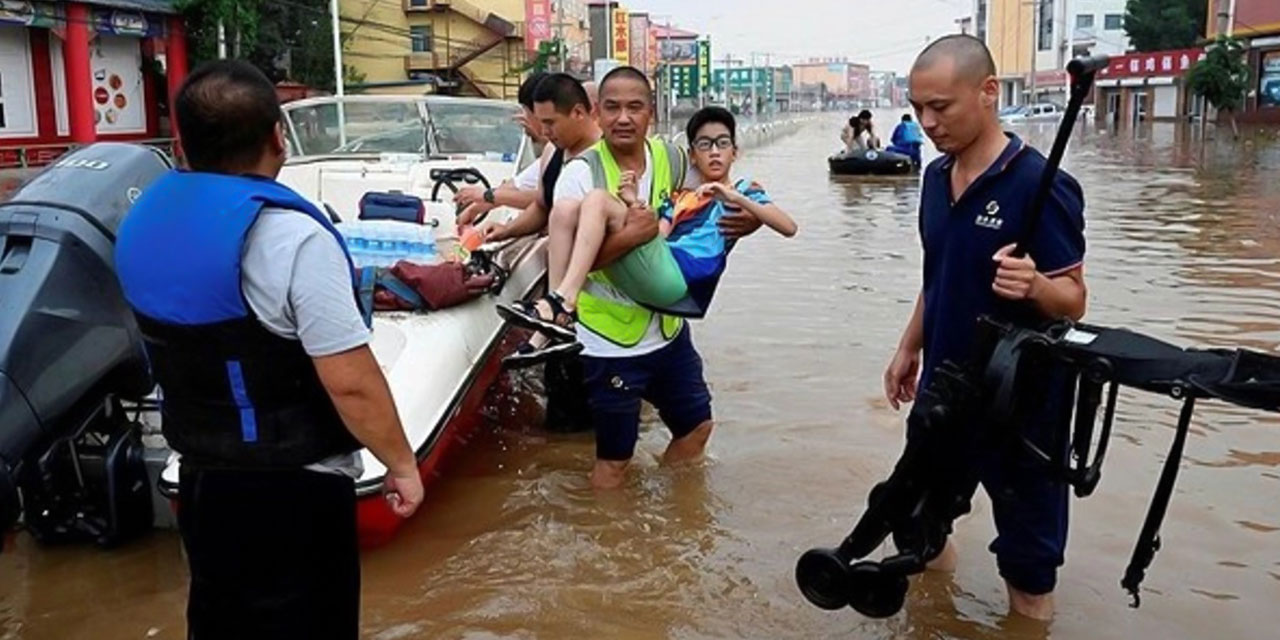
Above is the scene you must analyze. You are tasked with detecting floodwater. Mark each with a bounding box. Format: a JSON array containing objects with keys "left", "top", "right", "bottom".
[{"left": 3, "top": 116, "right": 1280, "bottom": 639}]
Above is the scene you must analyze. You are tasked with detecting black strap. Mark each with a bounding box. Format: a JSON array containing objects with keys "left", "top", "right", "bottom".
[{"left": 1121, "top": 394, "right": 1196, "bottom": 607}]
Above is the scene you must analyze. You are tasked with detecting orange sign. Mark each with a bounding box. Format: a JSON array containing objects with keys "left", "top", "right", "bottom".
[{"left": 612, "top": 7, "right": 629, "bottom": 64}]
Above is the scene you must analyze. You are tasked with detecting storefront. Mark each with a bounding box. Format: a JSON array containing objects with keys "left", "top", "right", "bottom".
[
  {"left": 1093, "top": 48, "right": 1205, "bottom": 127},
  {"left": 0, "top": 0, "right": 187, "bottom": 168},
  {"left": 1244, "top": 38, "right": 1280, "bottom": 123}
]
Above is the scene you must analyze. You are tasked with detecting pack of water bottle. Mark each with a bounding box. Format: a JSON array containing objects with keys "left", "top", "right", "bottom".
[{"left": 336, "top": 220, "right": 438, "bottom": 268}]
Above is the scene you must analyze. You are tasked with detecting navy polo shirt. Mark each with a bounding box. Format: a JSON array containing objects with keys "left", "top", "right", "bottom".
[{"left": 918, "top": 133, "right": 1085, "bottom": 388}]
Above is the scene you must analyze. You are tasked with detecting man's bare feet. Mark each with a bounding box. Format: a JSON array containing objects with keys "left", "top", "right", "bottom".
[
  {"left": 1007, "top": 585, "right": 1054, "bottom": 621},
  {"left": 926, "top": 539, "right": 958, "bottom": 572},
  {"left": 662, "top": 421, "right": 713, "bottom": 464},
  {"left": 591, "top": 459, "right": 629, "bottom": 489}
]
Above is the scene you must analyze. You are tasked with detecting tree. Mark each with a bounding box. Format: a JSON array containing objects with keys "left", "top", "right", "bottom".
[
  {"left": 1186, "top": 36, "right": 1251, "bottom": 137},
  {"left": 1124, "top": 0, "right": 1208, "bottom": 52},
  {"left": 177, "top": 0, "right": 347, "bottom": 92}
]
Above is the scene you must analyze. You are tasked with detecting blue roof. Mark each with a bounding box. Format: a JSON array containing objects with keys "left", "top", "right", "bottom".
[{"left": 84, "top": 0, "right": 179, "bottom": 15}]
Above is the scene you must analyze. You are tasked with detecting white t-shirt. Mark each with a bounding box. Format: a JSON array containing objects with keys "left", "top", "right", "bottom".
[
  {"left": 554, "top": 145, "right": 699, "bottom": 358},
  {"left": 514, "top": 159, "right": 541, "bottom": 191},
  {"left": 240, "top": 207, "right": 371, "bottom": 478}
]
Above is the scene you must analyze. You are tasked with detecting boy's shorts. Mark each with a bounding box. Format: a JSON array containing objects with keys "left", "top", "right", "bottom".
[{"left": 582, "top": 327, "right": 712, "bottom": 461}]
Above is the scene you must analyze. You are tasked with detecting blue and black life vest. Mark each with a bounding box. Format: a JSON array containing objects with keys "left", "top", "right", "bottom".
[{"left": 115, "top": 171, "right": 362, "bottom": 468}]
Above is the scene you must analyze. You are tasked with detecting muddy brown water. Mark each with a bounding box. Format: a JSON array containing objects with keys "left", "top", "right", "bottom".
[{"left": 3, "top": 117, "right": 1279, "bottom": 639}]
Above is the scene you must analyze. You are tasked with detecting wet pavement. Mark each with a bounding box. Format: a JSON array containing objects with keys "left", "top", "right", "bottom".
[{"left": 2, "top": 116, "right": 1279, "bottom": 639}]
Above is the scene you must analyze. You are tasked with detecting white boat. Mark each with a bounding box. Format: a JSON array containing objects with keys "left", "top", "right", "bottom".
[{"left": 155, "top": 95, "right": 548, "bottom": 546}]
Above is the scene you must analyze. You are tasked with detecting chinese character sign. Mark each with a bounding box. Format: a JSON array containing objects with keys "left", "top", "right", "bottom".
[
  {"left": 1097, "top": 48, "right": 1206, "bottom": 79},
  {"left": 697, "top": 39, "right": 711, "bottom": 93},
  {"left": 612, "top": 8, "right": 629, "bottom": 64},
  {"left": 646, "top": 29, "right": 658, "bottom": 76},
  {"left": 524, "top": 0, "right": 551, "bottom": 53}
]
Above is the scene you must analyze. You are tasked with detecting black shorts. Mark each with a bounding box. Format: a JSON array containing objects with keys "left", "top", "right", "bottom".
[
  {"left": 178, "top": 466, "right": 359, "bottom": 640},
  {"left": 582, "top": 327, "right": 713, "bottom": 461}
]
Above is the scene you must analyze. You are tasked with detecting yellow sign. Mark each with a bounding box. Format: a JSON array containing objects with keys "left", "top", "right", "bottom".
[{"left": 612, "top": 7, "right": 629, "bottom": 64}]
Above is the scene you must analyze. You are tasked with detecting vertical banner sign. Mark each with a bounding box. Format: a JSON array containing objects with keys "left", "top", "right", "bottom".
[
  {"left": 646, "top": 29, "right": 659, "bottom": 77},
  {"left": 697, "top": 39, "right": 711, "bottom": 96},
  {"left": 629, "top": 13, "right": 648, "bottom": 73},
  {"left": 612, "top": 7, "right": 629, "bottom": 64},
  {"left": 524, "top": 0, "right": 551, "bottom": 53}
]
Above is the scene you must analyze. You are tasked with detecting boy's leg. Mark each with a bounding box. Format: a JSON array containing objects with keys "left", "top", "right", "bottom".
[
  {"left": 642, "top": 327, "right": 715, "bottom": 464},
  {"left": 546, "top": 197, "right": 582, "bottom": 293},
  {"left": 555, "top": 189, "right": 628, "bottom": 307},
  {"left": 582, "top": 352, "right": 652, "bottom": 489}
]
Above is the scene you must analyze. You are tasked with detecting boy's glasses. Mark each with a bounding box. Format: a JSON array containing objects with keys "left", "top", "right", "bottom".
[{"left": 692, "top": 135, "right": 734, "bottom": 151}]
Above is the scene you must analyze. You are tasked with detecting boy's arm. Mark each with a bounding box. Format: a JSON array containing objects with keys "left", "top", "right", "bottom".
[{"left": 488, "top": 198, "right": 549, "bottom": 241}]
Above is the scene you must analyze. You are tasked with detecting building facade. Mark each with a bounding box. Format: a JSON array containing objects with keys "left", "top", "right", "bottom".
[
  {"left": 0, "top": 0, "right": 187, "bottom": 168},
  {"left": 976, "top": 0, "right": 1129, "bottom": 107},
  {"left": 341, "top": 0, "right": 528, "bottom": 99},
  {"left": 1094, "top": 47, "right": 1205, "bottom": 126},
  {"left": 791, "top": 59, "right": 872, "bottom": 104},
  {"left": 1206, "top": 0, "right": 1280, "bottom": 123}
]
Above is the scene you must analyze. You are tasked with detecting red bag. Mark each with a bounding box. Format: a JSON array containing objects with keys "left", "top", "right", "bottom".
[{"left": 373, "top": 261, "right": 495, "bottom": 312}]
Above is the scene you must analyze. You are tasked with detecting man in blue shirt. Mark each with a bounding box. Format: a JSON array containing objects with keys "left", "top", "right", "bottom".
[{"left": 883, "top": 35, "right": 1087, "bottom": 620}]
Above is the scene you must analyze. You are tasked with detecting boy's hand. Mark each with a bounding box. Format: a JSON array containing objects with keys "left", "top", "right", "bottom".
[
  {"left": 992, "top": 243, "right": 1043, "bottom": 301},
  {"left": 698, "top": 182, "right": 747, "bottom": 207},
  {"left": 618, "top": 170, "right": 640, "bottom": 206}
]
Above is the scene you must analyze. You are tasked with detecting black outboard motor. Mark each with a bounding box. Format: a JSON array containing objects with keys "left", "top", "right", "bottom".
[{"left": 0, "top": 143, "right": 170, "bottom": 552}]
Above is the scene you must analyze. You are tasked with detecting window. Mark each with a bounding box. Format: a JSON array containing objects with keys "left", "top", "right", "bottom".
[
  {"left": 1260, "top": 50, "right": 1280, "bottom": 108},
  {"left": 0, "top": 27, "right": 37, "bottom": 138},
  {"left": 408, "top": 0, "right": 428, "bottom": 7},
  {"left": 1076, "top": 14, "right": 1093, "bottom": 29},
  {"left": 1037, "top": 0, "right": 1054, "bottom": 52},
  {"left": 1104, "top": 14, "right": 1123, "bottom": 30},
  {"left": 410, "top": 25, "right": 432, "bottom": 53}
]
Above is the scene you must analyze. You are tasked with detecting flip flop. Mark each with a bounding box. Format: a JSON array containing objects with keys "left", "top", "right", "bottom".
[{"left": 502, "top": 339, "right": 584, "bottom": 370}]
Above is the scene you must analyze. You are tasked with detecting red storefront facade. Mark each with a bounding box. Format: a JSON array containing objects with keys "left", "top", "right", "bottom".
[{"left": 0, "top": 0, "right": 188, "bottom": 168}]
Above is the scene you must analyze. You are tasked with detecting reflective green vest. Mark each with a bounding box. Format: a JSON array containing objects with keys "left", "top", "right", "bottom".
[{"left": 570, "top": 137, "right": 686, "bottom": 348}]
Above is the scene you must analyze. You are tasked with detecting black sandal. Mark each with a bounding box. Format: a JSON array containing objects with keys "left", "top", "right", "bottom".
[
  {"left": 502, "top": 339, "right": 584, "bottom": 370},
  {"left": 496, "top": 292, "right": 577, "bottom": 342}
]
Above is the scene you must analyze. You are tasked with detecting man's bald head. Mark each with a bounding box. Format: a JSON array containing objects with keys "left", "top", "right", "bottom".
[{"left": 912, "top": 34, "right": 996, "bottom": 85}]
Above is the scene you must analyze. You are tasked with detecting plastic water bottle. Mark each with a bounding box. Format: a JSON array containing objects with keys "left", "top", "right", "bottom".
[{"left": 410, "top": 225, "right": 436, "bottom": 263}]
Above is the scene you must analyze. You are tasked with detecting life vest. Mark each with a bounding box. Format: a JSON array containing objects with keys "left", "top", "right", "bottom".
[
  {"left": 568, "top": 137, "right": 687, "bottom": 347},
  {"left": 115, "top": 171, "right": 362, "bottom": 468}
]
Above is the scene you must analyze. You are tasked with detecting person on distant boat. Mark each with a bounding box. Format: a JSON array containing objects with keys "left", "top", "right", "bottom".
[
  {"left": 115, "top": 60, "right": 422, "bottom": 639},
  {"left": 841, "top": 110, "right": 881, "bottom": 155},
  {"left": 887, "top": 113, "right": 925, "bottom": 167}
]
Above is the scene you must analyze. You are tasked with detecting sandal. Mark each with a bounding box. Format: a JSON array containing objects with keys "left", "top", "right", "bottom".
[
  {"left": 496, "top": 292, "right": 577, "bottom": 342},
  {"left": 503, "top": 339, "right": 584, "bottom": 370}
]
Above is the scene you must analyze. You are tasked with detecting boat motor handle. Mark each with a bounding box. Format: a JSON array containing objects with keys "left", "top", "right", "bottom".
[{"left": 1012, "top": 55, "right": 1109, "bottom": 259}]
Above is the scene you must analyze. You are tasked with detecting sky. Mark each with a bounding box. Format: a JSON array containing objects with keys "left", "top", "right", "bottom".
[{"left": 630, "top": 0, "right": 971, "bottom": 75}]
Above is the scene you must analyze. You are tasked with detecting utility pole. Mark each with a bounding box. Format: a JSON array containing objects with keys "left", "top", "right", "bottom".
[
  {"left": 217, "top": 20, "right": 227, "bottom": 58},
  {"left": 749, "top": 51, "right": 757, "bottom": 120},
  {"left": 329, "top": 0, "right": 346, "bottom": 147},
  {"left": 556, "top": 0, "right": 565, "bottom": 72},
  {"left": 1028, "top": 0, "right": 1039, "bottom": 104}
]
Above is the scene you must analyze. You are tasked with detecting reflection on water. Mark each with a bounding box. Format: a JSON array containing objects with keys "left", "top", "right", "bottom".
[{"left": 3, "top": 117, "right": 1280, "bottom": 639}]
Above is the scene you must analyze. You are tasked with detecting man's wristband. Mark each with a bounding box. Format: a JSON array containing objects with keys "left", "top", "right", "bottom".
[{"left": 482, "top": 188, "right": 496, "bottom": 204}]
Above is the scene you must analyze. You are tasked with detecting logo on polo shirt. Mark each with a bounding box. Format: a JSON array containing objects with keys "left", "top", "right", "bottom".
[{"left": 976, "top": 200, "right": 1003, "bottom": 230}]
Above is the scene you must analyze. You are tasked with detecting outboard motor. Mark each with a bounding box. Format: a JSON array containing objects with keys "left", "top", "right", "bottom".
[{"left": 0, "top": 143, "right": 170, "bottom": 552}]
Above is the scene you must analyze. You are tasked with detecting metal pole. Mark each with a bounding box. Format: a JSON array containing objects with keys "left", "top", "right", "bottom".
[
  {"left": 1029, "top": 0, "right": 1038, "bottom": 104},
  {"left": 750, "top": 51, "right": 757, "bottom": 121},
  {"left": 329, "top": 0, "right": 347, "bottom": 147},
  {"left": 217, "top": 20, "right": 227, "bottom": 58},
  {"left": 556, "top": 0, "right": 565, "bottom": 72}
]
